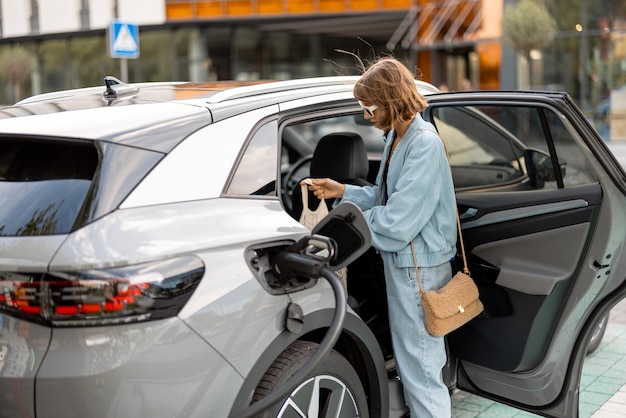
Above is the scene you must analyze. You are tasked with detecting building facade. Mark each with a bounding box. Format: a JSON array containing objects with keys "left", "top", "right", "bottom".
[{"left": 0, "top": 0, "right": 625, "bottom": 139}]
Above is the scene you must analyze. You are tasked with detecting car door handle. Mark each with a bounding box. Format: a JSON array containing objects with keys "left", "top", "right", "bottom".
[{"left": 459, "top": 207, "right": 478, "bottom": 220}]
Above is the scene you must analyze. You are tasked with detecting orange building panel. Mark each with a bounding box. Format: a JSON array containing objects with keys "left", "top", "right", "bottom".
[
  {"left": 166, "top": 0, "right": 413, "bottom": 18},
  {"left": 288, "top": 0, "right": 315, "bottom": 13},
  {"left": 382, "top": 0, "right": 411, "bottom": 9},
  {"left": 416, "top": 50, "right": 433, "bottom": 82},
  {"left": 350, "top": 0, "right": 379, "bottom": 11},
  {"left": 319, "top": 0, "right": 347, "bottom": 12},
  {"left": 166, "top": 3, "right": 195, "bottom": 19},
  {"left": 477, "top": 42, "right": 501, "bottom": 90},
  {"left": 227, "top": 0, "right": 254, "bottom": 15},
  {"left": 258, "top": 0, "right": 285, "bottom": 14},
  {"left": 197, "top": 1, "right": 224, "bottom": 17}
]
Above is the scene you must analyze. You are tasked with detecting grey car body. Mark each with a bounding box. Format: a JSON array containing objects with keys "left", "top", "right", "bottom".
[{"left": 0, "top": 76, "right": 625, "bottom": 418}]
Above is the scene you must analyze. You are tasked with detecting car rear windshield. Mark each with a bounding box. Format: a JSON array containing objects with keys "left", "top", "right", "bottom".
[{"left": 0, "top": 136, "right": 162, "bottom": 236}]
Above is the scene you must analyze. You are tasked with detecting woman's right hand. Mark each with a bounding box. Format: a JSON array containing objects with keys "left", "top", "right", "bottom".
[{"left": 301, "top": 178, "right": 346, "bottom": 200}]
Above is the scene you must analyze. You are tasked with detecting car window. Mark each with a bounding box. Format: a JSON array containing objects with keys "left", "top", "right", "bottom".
[
  {"left": 431, "top": 106, "right": 526, "bottom": 189},
  {"left": 543, "top": 110, "right": 599, "bottom": 187},
  {"left": 0, "top": 138, "right": 97, "bottom": 236},
  {"left": 226, "top": 120, "right": 278, "bottom": 196},
  {"left": 430, "top": 105, "right": 598, "bottom": 190},
  {"left": 0, "top": 137, "right": 163, "bottom": 236},
  {"left": 279, "top": 112, "right": 383, "bottom": 217},
  {"left": 283, "top": 114, "right": 386, "bottom": 156}
]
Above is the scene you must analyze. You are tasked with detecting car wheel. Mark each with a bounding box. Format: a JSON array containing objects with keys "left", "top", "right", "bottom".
[
  {"left": 586, "top": 313, "right": 609, "bottom": 355},
  {"left": 253, "top": 340, "right": 369, "bottom": 418}
]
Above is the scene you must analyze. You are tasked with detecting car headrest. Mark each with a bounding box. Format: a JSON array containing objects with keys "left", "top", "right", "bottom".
[{"left": 310, "top": 132, "right": 369, "bottom": 182}]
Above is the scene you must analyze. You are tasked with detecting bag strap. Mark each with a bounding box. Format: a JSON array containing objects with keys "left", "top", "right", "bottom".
[
  {"left": 410, "top": 213, "right": 469, "bottom": 295},
  {"left": 421, "top": 129, "right": 469, "bottom": 275},
  {"left": 300, "top": 183, "right": 309, "bottom": 209},
  {"left": 410, "top": 241, "right": 425, "bottom": 295},
  {"left": 410, "top": 129, "right": 470, "bottom": 293},
  {"left": 301, "top": 180, "right": 327, "bottom": 212},
  {"left": 456, "top": 211, "right": 470, "bottom": 275}
]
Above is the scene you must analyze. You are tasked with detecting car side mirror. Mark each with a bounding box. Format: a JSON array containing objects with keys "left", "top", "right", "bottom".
[{"left": 524, "top": 148, "right": 565, "bottom": 188}]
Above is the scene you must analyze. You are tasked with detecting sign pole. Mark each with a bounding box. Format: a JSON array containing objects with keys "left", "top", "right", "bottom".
[
  {"left": 108, "top": 20, "right": 139, "bottom": 82},
  {"left": 120, "top": 58, "right": 128, "bottom": 82}
]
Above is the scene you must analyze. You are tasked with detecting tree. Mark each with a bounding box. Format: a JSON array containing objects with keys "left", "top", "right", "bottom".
[
  {"left": 502, "top": 0, "right": 557, "bottom": 89},
  {"left": 0, "top": 45, "right": 35, "bottom": 102}
]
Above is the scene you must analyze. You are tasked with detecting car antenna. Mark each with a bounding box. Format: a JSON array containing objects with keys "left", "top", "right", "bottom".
[{"left": 103, "top": 75, "right": 139, "bottom": 101}]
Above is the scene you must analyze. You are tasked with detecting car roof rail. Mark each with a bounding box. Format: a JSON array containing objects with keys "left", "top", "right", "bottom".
[
  {"left": 206, "top": 76, "right": 361, "bottom": 102},
  {"left": 206, "top": 76, "right": 439, "bottom": 103}
]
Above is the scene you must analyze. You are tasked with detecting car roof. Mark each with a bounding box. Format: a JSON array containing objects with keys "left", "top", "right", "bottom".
[
  {"left": 15, "top": 75, "right": 439, "bottom": 106},
  {"left": 0, "top": 76, "right": 439, "bottom": 151}
]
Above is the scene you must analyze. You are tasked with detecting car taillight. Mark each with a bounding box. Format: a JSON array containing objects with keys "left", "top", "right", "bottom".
[{"left": 0, "top": 256, "right": 204, "bottom": 326}]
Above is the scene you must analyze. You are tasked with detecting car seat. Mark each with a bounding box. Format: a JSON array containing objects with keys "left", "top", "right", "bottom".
[{"left": 291, "top": 131, "right": 370, "bottom": 220}]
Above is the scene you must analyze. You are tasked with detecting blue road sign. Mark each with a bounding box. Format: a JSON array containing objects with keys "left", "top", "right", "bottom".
[{"left": 109, "top": 21, "right": 139, "bottom": 59}]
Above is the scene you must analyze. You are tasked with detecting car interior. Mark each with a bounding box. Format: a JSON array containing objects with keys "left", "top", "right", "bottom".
[{"left": 290, "top": 132, "right": 371, "bottom": 220}]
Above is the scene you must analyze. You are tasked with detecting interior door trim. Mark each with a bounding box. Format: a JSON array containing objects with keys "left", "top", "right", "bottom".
[
  {"left": 462, "top": 199, "right": 589, "bottom": 229},
  {"left": 472, "top": 222, "right": 590, "bottom": 295}
]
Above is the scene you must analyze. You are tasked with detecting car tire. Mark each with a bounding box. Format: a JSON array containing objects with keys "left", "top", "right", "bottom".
[
  {"left": 586, "top": 313, "right": 609, "bottom": 355},
  {"left": 252, "top": 340, "right": 370, "bottom": 418}
]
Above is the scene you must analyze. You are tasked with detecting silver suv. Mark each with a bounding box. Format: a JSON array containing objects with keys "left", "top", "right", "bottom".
[{"left": 0, "top": 76, "right": 624, "bottom": 418}]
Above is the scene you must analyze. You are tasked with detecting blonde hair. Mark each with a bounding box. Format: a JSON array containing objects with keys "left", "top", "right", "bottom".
[{"left": 353, "top": 57, "right": 428, "bottom": 130}]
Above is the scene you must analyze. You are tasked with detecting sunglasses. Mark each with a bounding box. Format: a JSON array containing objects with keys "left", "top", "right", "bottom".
[{"left": 358, "top": 100, "right": 378, "bottom": 117}]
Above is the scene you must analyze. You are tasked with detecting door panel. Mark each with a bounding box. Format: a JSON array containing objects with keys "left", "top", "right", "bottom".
[
  {"left": 448, "top": 184, "right": 601, "bottom": 371},
  {"left": 423, "top": 96, "right": 616, "bottom": 413},
  {"left": 474, "top": 222, "right": 589, "bottom": 295},
  {"left": 450, "top": 184, "right": 601, "bottom": 373}
]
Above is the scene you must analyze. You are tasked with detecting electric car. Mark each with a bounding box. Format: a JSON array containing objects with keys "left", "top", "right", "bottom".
[{"left": 0, "top": 75, "right": 624, "bottom": 418}]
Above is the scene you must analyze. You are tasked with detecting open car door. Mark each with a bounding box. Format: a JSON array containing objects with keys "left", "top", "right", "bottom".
[{"left": 423, "top": 91, "right": 626, "bottom": 417}]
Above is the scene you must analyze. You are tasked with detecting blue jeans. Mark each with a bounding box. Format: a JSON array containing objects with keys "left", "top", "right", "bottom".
[{"left": 382, "top": 254, "right": 452, "bottom": 418}]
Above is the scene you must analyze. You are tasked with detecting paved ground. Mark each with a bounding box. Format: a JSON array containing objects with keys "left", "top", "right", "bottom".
[{"left": 451, "top": 141, "right": 626, "bottom": 418}]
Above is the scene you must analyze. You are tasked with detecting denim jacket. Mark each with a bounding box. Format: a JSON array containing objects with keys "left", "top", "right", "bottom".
[{"left": 341, "top": 113, "right": 457, "bottom": 267}]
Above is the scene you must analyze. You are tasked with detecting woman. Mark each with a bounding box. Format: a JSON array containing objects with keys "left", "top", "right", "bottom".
[{"left": 305, "top": 57, "right": 456, "bottom": 418}]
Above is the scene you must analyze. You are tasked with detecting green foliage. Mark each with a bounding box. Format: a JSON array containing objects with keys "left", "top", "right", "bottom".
[
  {"left": 0, "top": 45, "right": 35, "bottom": 101},
  {"left": 502, "top": 0, "right": 557, "bottom": 57},
  {"left": 0, "top": 46, "right": 34, "bottom": 84}
]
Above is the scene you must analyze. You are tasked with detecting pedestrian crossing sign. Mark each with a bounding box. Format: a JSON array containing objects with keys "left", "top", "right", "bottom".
[{"left": 109, "top": 21, "right": 139, "bottom": 59}]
